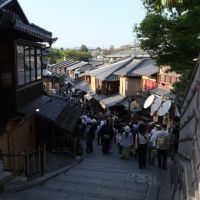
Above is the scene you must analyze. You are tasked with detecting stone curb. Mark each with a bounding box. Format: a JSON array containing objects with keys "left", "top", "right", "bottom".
[
  {"left": 3, "top": 155, "right": 86, "bottom": 193},
  {"left": 0, "top": 172, "right": 13, "bottom": 189}
]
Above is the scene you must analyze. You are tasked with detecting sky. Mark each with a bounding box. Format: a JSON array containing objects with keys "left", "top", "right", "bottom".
[{"left": 18, "top": 0, "right": 146, "bottom": 49}]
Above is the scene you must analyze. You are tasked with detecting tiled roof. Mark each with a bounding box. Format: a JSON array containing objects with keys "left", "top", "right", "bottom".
[
  {"left": 76, "top": 64, "right": 96, "bottom": 73},
  {"left": 114, "top": 59, "right": 142, "bottom": 76},
  {"left": 67, "top": 61, "right": 88, "bottom": 71},
  {"left": 0, "top": 0, "right": 11, "bottom": 8},
  {"left": 55, "top": 104, "right": 82, "bottom": 132},
  {"left": 90, "top": 58, "right": 132, "bottom": 81},
  {"left": 15, "top": 21, "right": 52, "bottom": 41},
  {"left": 105, "top": 74, "right": 119, "bottom": 81},
  {"left": 89, "top": 60, "right": 104, "bottom": 67},
  {"left": 14, "top": 21, "right": 52, "bottom": 41},
  {"left": 18, "top": 95, "right": 51, "bottom": 114},
  {"left": 37, "top": 97, "right": 67, "bottom": 122},
  {"left": 130, "top": 59, "right": 158, "bottom": 76},
  {"left": 18, "top": 95, "right": 83, "bottom": 132},
  {"left": 115, "top": 58, "right": 158, "bottom": 77},
  {"left": 51, "top": 60, "right": 79, "bottom": 69},
  {"left": 0, "top": 4, "right": 53, "bottom": 42}
]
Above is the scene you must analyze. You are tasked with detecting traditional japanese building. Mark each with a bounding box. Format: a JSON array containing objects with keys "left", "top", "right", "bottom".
[
  {"left": 115, "top": 58, "right": 158, "bottom": 96},
  {"left": 88, "top": 58, "right": 132, "bottom": 95},
  {"left": 0, "top": 0, "right": 82, "bottom": 175}
]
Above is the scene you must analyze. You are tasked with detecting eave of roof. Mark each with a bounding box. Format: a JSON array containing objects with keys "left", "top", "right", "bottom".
[
  {"left": 115, "top": 58, "right": 158, "bottom": 77},
  {"left": 15, "top": 21, "right": 52, "bottom": 42},
  {"left": 114, "top": 59, "right": 142, "bottom": 76},
  {"left": 67, "top": 61, "right": 88, "bottom": 71},
  {"left": 51, "top": 60, "right": 79, "bottom": 69},
  {"left": 0, "top": 1, "right": 54, "bottom": 43},
  {"left": 18, "top": 95, "right": 83, "bottom": 132}
]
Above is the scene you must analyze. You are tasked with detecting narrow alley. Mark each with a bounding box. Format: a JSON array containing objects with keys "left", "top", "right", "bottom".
[{"left": 0, "top": 143, "right": 158, "bottom": 200}]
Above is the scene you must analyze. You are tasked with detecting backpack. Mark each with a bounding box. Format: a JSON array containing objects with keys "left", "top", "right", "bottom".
[{"left": 157, "top": 135, "right": 168, "bottom": 150}]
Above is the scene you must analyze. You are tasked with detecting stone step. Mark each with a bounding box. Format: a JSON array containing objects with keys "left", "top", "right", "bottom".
[
  {"left": 45, "top": 175, "right": 149, "bottom": 192},
  {"left": 42, "top": 184, "right": 147, "bottom": 200}
]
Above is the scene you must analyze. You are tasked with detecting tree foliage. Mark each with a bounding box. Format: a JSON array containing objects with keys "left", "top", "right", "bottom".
[
  {"left": 80, "top": 44, "right": 88, "bottom": 52},
  {"left": 134, "top": 0, "right": 200, "bottom": 97},
  {"left": 49, "top": 47, "right": 91, "bottom": 64}
]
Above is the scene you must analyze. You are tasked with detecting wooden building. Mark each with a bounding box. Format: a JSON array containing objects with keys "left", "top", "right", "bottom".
[
  {"left": 88, "top": 58, "right": 132, "bottom": 95},
  {"left": 0, "top": 0, "right": 82, "bottom": 175},
  {"left": 158, "top": 65, "right": 181, "bottom": 91},
  {"left": 114, "top": 58, "right": 158, "bottom": 96}
]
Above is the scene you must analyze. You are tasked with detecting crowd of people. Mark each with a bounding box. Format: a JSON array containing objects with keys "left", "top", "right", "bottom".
[{"left": 79, "top": 112, "right": 180, "bottom": 170}]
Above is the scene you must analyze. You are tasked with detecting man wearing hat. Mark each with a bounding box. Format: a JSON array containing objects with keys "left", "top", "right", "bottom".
[{"left": 120, "top": 126, "right": 133, "bottom": 160}]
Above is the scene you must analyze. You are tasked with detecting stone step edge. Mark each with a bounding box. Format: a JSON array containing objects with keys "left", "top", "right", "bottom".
[
  {"left": 3, "top": 156, "right": 86, "bottom": 193},
  {"left": 44, "top": 178, "right": 149, "bottom": 193},
  {"left": 43, "top": 185, "right": 146, "bottom": 200}
]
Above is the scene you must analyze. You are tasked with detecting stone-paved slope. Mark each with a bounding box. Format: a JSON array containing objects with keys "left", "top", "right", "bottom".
[{"left": 0, "top": 145, "right": 157, "bottom": 200}]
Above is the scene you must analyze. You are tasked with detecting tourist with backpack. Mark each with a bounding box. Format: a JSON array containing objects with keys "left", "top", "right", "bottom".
[{"left": 155, "top": 124, "right": 169, "bottom": 169}]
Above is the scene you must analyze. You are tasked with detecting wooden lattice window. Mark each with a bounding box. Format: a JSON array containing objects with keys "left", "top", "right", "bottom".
[
  {"left": 17, "top": 45, "right": 25, "bottom": 86},
  {"left": 16, "top": 44, "right": 42, "bottom": 87}
]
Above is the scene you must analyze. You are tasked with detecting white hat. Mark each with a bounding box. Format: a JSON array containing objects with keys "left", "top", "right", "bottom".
[
  {"left": 91, "top": 119, "right": 97, "bottom": 123},
  {"left": 124, "top": 126, "right": 131, "bottom": 132}
]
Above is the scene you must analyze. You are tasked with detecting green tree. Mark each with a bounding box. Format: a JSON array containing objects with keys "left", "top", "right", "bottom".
[
  {"left": 134, "top": 0, "right": 200, "bottom": 98},
  {"left": 80, "top": 44, "right": 88, "bottom": 52},
  {"left": 48, "top": 48, "right": 91, "bottom": 64},
  {"left": 49, "top": 48, "right": 63, "bottom": 64}
]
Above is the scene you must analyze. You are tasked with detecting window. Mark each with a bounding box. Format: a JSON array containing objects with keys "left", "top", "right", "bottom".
[
  {"left": 17, "top": 45, "right": 25, "bottom": 86},
  {"left": 30, "top": 47, "right": 36, "bottom": 81},
  {"left": 36, "top": 49, "right": 41, "bottom": 80},
  {"left": 159, "top": 75, "right": 165, "bottom": 82},
  {"left": 166, "top": 75, "right": 170, "bottom": 83},
  {"left": 16, "top": 44, "right": 42, "bottom": 86},
  {"left": 25, "top": 46, "right": 31, "bottom": 83}
]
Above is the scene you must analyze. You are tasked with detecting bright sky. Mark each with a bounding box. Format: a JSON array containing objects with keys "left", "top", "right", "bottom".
[{"left": 18, "top": 0, "right": 146, "bottom": 49}]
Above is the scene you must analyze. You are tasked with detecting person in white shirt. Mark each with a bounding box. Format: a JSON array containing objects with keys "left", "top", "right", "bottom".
[
  {"left": 120, "top": 126, "right": 133, "bottom": 160},
  {"left": 115, "top": 126, "right": 122, "bottom": 154},
  {"left": 96, "top": 120, "right": 105, "bottom": 145},
  {"left": 155, "top": 124, "right": 169, "bottom": 169},
  {"left": 148, "top": 124, "right": 161, "bottom": 165},
  {"left": 150, "top": 124, "right": 161, "bottom": 147}
]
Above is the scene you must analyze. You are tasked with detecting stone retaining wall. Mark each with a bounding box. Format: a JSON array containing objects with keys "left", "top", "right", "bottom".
[{"left": 172, "top": 57, "right": 200, "bottom": 199}]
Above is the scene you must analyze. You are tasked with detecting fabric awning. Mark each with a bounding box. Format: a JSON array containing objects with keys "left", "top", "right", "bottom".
[{"left": 100, "top": 94, "right": 125, "bottom": 108}]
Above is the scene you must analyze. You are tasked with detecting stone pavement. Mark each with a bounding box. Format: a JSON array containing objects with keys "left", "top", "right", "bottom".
[
  {"left": 0, "top": 143, "right": 159, "bottom": 200},
  {"left": 157, "top": 159, "right": 173, "bottom": 200}
]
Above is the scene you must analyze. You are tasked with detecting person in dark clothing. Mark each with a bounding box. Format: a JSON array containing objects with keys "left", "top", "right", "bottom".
[
  {"left": 86, "top": 121, "right": 97, "bottom": 153},
  {"left": 172, "top": 117, "right": 180, "bottom": 153},
  {"left": 135, "top": 123, "right": 148, "bottom": 169},
  {"left": 100, "top": 118, "right": 114, "bottom": 155}
]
